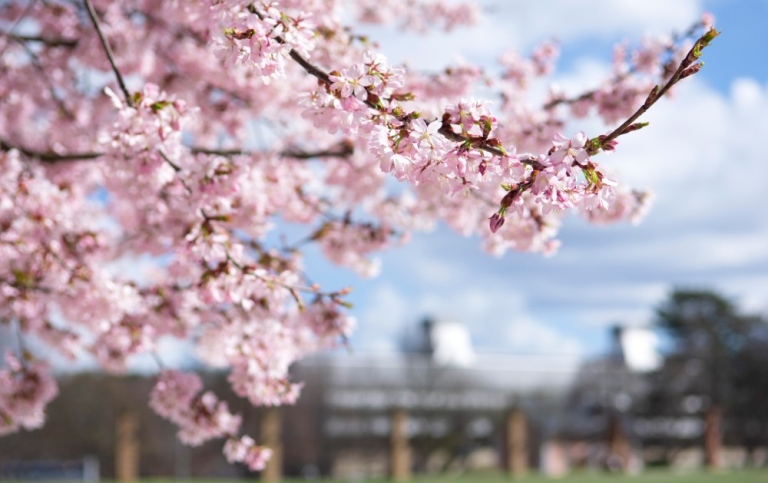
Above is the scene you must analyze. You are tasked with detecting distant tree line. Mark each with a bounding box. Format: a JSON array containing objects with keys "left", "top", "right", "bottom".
[{"left": 648, "top": 288, "right": 768, "bottom": 455}]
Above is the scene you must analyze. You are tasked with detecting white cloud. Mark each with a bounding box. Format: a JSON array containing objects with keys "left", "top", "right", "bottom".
[
  {"left": 503, "top": 317, "right": 584, "bottom": 355},
  {"left": 352, "top": 71, "right": 768, "bottom": 352},
  {"left": 359, "top": 0, "right": 704, "bottom": 70},
  {"left": 732, "top": 77, "right": 764, "bottom": 107},
  {"left": 344, "top": 2, "right": 767, "bottom": 356},
  {"left": 354, "top": 274, "right": 588, "bottom": 356},
  {"left": 481, "top": 1, "right": 702, "bottom": 47}
]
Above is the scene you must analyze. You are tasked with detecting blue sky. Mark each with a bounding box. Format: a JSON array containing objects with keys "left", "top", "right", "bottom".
[{"left": 298, "top": 0, "right": 768, "bottom": 359}]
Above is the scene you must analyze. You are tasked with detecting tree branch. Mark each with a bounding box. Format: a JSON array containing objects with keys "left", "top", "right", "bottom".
[
  {"left": 0, "top": 139, "right": 102, "bottom": 161},
  {"left": 0, "top": 0, "right": 39, "bottom": 58},
  {"left": 248, "top": 7, "right": 538, "bottom": 162},
  {"left": 544, "top": 19, "right": 709, "bottom": 111},
  {"left": 191, "top": 142, "right": 354, "bottom": 160},
  {"left": 83, "top": 0, "right": 134, "bottom": 107},
  {"left": 2, "top": 33, "right": 78, "bottom": 48},
  {"left": 0, "top": 139, "right": 355, "bottom": 163},
  {"left": 16, "top": 40, "right": 76, "bottom": 120},
  {"left": 595, "top": 27, "right": 719, "bottom": 151}
]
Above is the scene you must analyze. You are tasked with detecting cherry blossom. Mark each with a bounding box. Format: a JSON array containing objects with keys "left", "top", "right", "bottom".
[{"left": 0, "top": 0, "right": 718, "bottom": 469}]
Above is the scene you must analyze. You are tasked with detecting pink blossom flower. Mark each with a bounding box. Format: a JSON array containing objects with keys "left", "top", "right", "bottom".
[
  {"left": 224, "top": 436, "right": 273, "bottom": 471},
  {"left": 548, "top": 132, "right": 589, "bottom": 173},
  {"left": 380, "top": 153, "right": 413, "bottom": 180}
]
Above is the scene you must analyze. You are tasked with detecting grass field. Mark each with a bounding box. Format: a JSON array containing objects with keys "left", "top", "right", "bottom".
[
  {"left": 410, "top": 470, "right": 766, "bottom": 482},
  {"left": 264, "top": 469, "right": 768, "bottom": 483},
  {"left": 135, "top": 468, "right": 768, "bottom": 483},
  {"left": 79, "top": 469, "right": 768, "bottom": 483}
]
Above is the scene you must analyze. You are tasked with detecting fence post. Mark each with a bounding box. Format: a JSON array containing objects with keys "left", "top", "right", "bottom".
[
  {"left": 115, "top": 410, "right": 139, "bottom": 482},
  {"left": 390, "top": 408, "right": 411, "bottom": 482},
  {"left": 607, "top": 415, "right": 630, "bottom": 473},
  {"left": 261, "top": 406, "right": 283, "bottom": 482},
  {"left": 505, "top": 407, "right": 528, "bottom": 477},
  {"left": 705, "top": 406, "right": 722, "bottom": 470}
]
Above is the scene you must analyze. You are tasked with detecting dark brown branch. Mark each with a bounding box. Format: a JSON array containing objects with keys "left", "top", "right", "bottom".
[
  {"left": 3, "top": 33, "right": 78, "bottom": 48},
  {"left": 188, "top": 147, "right": 250, "bottom": 157},
  {"left": 250, "top": 6, "right": 514, "bottom": 161},
  {"left": 1, "top": 139, "right": 355, "bottom": 163},
  {"left": 437, "top": 125, "right": 506, "bottom": 157},
  {"left": 287, "top": 48, "right": 332, "bottom": 85},
  {"left": 284, "top": 144, "right": 354, "bottom": 159},
  {"left": 158, "top": 150, "right": 181, "bottom": 172},
  {"left": 191, "top": 142, "right": 355, "bottom": 160},
  {"left": 0, "top": 139, "right": 102, "bottom": 162},
  {"left": 83, "top": 0, "right": 134, "bottom": 107}
]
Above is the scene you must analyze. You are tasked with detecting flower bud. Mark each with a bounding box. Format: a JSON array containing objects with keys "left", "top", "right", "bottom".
[{"left": 489, "top": 212, "right": 505, "bottom": 233}]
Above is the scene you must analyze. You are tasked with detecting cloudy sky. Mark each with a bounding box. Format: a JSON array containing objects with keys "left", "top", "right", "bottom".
[{"left": 301, "top": 0, "right": 768, "bottom": 359}]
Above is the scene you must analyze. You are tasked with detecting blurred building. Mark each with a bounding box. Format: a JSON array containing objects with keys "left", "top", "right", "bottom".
[
  {"left": 0, "top": 318, "right": 584, "bottom": 480},
  {"left": 289, "top": 318, "right": 582, "bottom": 478},
  {"left": 548, "top": 325, "right": 768, "bottom": 472},
  {"left": 6, "top": 320, "right": 761, "bottom": 479}
]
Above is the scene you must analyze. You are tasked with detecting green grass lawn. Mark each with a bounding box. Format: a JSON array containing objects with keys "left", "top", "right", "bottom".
[
  {"left": 419, "top": 470, "right": 765, "bottom": 482},
  {"left": 16, "top": 469, "right": 768, "bottom": 483},
  {"left": 271, "top": 469, "right": 768, "bottom": 483}
]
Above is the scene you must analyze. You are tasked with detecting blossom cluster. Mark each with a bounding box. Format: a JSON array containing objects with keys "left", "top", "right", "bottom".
[
  {"left": 0, "top": 0, "right": 716, "bottom": 469},
  {"left": 0, "top": 352, "right": 58, "bottom": 436},
  {"left": 150, "top": 370, "right": 242, "bottom": 446}
]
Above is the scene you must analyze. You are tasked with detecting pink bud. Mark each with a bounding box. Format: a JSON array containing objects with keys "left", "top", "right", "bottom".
[{"left": 489, "top": 212, "right": 505, "bottom": 233}]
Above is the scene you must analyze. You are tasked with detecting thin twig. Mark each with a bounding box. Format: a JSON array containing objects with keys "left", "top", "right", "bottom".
[
  {"left": 2, "top": 33, "right": 78, "bottom": 48},
  {"left": 0, "top": 0, "right": 39, "bottom": 58},
  {"left": 0, "top": 139, "right": 102, "bottom": 161},
  {"left": 597, "top": 29, "right": 717, "bottom": 149},
  {"left": 158, "top": 149, "right": 181, "bottom": 172},
  {"left": 17, "top": 40, "right": 76, "bottom": 120},
  {"left": 12, "top": 319, "right": 29, "bottom": 367},
  {"left": 249, "top": 7, "right": 521, "bottom": 161},
  {"left": 191, "top": 143, "right": 354, "bottom": 160},
  {"left": 543, "top": 20, "right": 707, "bottom": 110},
  {"left": 151, "top": 351, "right": 166, "bottom": 370},
  {"left": 83, "top": 0, "right": 134, "bottom": 107}
]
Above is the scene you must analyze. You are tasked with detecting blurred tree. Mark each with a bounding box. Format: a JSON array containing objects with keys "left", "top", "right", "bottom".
[
  {"left": 656, "top": 289, "right": 751, "bottom": 407},
  {"left": 653, "top": 289, "right": 768, "bottom": 458}
]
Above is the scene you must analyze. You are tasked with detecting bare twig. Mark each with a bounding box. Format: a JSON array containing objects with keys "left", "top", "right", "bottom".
[
  {"left": 83, "top": 0, "right": 134, "bottom": 107},
  {"left": 16, "top": 40, "right": 76, "bottom": 120},
  {"left": 0, "top": 139, "right": 102, "bottom": 161},
  {"left": 0, "top": 138, "right": 355, "bottom": 163},
  {"left": 248, "top": 7, "right": 523, "bottom": 161},
  {"left": 191, "top": 142, "right": 354, "bottom": 160},
  {"left": 2, "top": 33, "right": 78, "bottom": 48},
  {"left": 543, "top": 19, "right": 709, "bottom": 110},
  {"left": 596, "top": 27, "right": 719, "bottom": 151},
  {"left": 0, "top": 0, "right": 39, "bottom": 58}
]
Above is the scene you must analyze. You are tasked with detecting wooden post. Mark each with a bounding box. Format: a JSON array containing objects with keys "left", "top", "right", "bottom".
[
  {"left": 390, "top": 408, "right": 411, "bottom": 482},
  {"left": 505, "top": 407, "right": 528, "bottom": 477},
  {"left": 261, "top": 406, "right": 283, "bottom": 482},
  {"left": 705, "top": 406, "right": 722, "bottom": 470},
  {"left": 607, "top": 416, "right": 630, "bottom": 473},
  {"left": 115, "top": 410, "right": 139, "bottom": 482}
]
